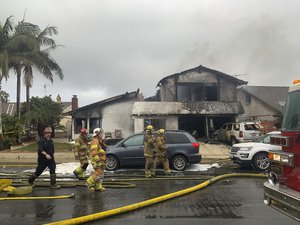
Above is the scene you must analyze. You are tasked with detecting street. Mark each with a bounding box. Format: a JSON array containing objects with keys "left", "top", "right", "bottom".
[{"left": 0, "top": 161, "right": 298, "bottom": 225}]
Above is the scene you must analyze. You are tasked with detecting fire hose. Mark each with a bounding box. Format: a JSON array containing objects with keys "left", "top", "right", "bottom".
[{"left": 44, "top": 173, "right": 267, "bottom": 225}]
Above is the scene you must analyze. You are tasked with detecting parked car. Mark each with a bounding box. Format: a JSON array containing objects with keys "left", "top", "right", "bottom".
[
  {"left": 215, "top": 122, "right": 262, "bottom": 145},
  {"left": 230, "top": 131, "right": 281, "bottom": 171},
  {"left": 105, "top": 130, "right": 201, "bottom": 171}
]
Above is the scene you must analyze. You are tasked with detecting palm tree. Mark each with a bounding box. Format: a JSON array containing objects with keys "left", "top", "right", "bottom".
[
  {"left": 23, "top": 25, "right": 63, "bottom": 103},
  {"left": 0, "top": 16, "right": 14, "bottom": 134},
  {"left": 12, "top": 20, "right": 63, "bottom": 118},
  {"left": 7, "top": 19, "right": 40, "bottom": 118},
  {"left": 0, "top": 16, "right": 37, "bottom": 132}
]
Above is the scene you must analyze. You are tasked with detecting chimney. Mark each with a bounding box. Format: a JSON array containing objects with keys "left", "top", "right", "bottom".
[{"left": 72, "top": 95, "right": 78, "bottom": 111}]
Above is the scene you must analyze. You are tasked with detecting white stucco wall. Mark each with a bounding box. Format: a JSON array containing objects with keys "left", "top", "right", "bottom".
[
  {"left": 134, "top": 118, "right": 144, "bottom": 133},
  {"left": 101, "top": 100, "right": 134, "bottom": 138}
]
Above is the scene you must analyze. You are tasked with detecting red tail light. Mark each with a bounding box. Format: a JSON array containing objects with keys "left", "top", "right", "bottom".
[
  {"left": 239, "top": 131, "right": 243, "bottom": 138},
  {"left": 192, "top": 142, "right": 199, "bottom": 149}
]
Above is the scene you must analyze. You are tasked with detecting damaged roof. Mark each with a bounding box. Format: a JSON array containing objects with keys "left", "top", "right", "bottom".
[
  {"left": 132, "top": 101, "right": 244, "bottom": 116},
  {"left": 239, "top": 85, "right": 289, "bottom": 112},
  {"left": 156, "top": 65, "right": 248, "bottom": 87},
  {"left": 67, "top": 90, "right": 139, "bottom": 115}
]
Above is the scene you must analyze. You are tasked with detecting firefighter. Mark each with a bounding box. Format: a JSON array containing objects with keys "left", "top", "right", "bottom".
[
  {"left": 155, "top": 129, "right": 171, "bottom": 175},
  {"left": 144, "top": 125, "right": 156, "bottom": 178},
  {"left": 28, "top": 127, "right": 60, "bottom": 189},
  {"left": 73, "top": 128, "right": 89, "bottom": 179},
  {"left": 86, "top": 128, "right": 106, "bottom": 191}
]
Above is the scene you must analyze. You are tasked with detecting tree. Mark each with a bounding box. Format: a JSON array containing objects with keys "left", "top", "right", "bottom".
[
  {"left": 0, "top": 16, "right": 32, "bottom": 134},
  {"left": 0, "top": 16, "right": 63, "bottom": 136},
  {"left": 23, "top": 25, "right": 63, "bottom": 103},
  {"left": 12, "top": 20, "right": 63, "bottom": 118},
  {"left": 0, "top": 16, "right": 14, "bottom": 134},
  {"left": 21, "top": 96, "right": 62, "bottom": 139}
]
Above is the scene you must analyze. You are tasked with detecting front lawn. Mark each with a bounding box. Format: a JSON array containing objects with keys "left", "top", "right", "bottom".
[{"left": 14, "top": 142, "right": 72, "bottom": 152}]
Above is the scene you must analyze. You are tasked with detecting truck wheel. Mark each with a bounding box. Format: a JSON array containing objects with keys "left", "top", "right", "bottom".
[
  {"left": 171, "top": 155, "right": 187, "bottom": 171},
  {"left": 253, "top": 153, "right": 270, "bottom": 171},
  {"left": 105, "top": 155, "right": 119, "bottom": 171}
]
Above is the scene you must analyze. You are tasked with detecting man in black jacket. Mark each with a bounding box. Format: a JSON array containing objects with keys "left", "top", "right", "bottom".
[{"left": 28, "top": 127, "right": 60, "bottom": 189}]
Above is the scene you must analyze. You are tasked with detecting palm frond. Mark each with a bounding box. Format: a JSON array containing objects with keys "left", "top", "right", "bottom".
[{"left": 15, "top": 20, "right": 40, "bottom": 37}]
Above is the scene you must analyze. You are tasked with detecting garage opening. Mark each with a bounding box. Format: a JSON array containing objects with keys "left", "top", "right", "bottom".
[{"left": 178, "top": 115, "right": 234, "bottom": 140}]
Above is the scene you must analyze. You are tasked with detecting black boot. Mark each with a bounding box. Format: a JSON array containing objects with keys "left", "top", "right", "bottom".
[
  {"left": 50, "top": 174, "right": 60, "bottom": 189},
  {"left": 28, "top": 173, "right": 37, "bottom": 187}
]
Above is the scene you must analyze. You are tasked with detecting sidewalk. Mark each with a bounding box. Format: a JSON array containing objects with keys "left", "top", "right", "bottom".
[{"left": 0, "top": 143, "right": 231, "bottom": 165}]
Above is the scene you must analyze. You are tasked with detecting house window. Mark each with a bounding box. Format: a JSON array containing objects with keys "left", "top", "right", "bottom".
[
  {"left": 206, "top": 86, "right": 218, "bottom": 101},
  {"left": 75, "top": 118, "right": 87, "bottom": 133},
  {"left": 177, "top": 83, "right": 218, "bottom": 102},
  {"left": 89, "top": 118, "right": 101, "bottom": 133}
]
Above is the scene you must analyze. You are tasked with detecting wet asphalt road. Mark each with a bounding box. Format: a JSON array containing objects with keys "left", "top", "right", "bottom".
[{"left": 0, "top": 163, "right": 299, "bottom": 225}]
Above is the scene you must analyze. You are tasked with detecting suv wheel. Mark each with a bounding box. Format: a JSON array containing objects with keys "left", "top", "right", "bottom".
[
  {"left": 171, "top": 155, "right": 187, "bottom": 171},
  {"left": 106, "top": 155, "right": 119, "bottom": 171},
  {"left": 253, "top": 153, "right": 270, "bottom": 171}
]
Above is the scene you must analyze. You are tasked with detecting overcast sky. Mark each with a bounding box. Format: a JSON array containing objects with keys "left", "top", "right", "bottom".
[{"left": 1, "top": 0, "right": 300, "bottom": 106}]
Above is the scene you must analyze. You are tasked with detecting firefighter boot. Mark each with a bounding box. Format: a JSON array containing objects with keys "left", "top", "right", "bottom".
[
  {"left": 73, "top": 166, "right": 85, "bottom": 179},
  {"left": 28, "top": 173, "right": 37, "bottom": 187},
  {"left": 94, "top": 182, "right": 106, "bottom": 192},
  {"left": 86, "top": 176, "right": 95, "bottom": 191},
  {"left": 50, "top": 174, "right": 61, "bottom": 189}
]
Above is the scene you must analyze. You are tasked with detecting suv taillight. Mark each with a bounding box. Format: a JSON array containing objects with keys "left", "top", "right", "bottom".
[
  {"left": 239, "top": 131, "right": 243, "bottom": 138},
  {"left": 192, "top": 142, "right": 199, "bottom": 149}
]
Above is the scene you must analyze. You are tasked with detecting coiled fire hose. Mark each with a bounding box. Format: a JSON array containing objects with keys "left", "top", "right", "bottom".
[{"left": 44, "top": 173, "right": 267, "bottom": 225}]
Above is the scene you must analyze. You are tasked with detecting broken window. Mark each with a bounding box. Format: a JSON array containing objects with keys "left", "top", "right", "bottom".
[{"left": 177, "top": 83, "right": 218, "bottom": 102}]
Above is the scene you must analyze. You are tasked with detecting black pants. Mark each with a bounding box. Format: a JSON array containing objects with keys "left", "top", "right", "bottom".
[{"left": 34, "top": 157, "right": 56, "bottom": 177}]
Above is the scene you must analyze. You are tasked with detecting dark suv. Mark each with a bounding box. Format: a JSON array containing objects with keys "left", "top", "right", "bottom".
[{"left": 105, "top": 130, "right": 201, "bottom": 171}]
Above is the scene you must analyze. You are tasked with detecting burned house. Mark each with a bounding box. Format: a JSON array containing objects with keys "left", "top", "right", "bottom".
[
  {"left": 132, "top": 65, "right": 247, "bottom": 138},
  {"left": 68, "top": 90, "right": 141, "bottom": 140}
]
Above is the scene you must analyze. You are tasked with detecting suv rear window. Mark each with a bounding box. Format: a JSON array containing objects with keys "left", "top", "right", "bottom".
[
  {"left": 244, "top": 124, "right": 259, "bottom": 130},
  {"left": 165, "top": 133, "right": 190, "bottom": 144},
  {"left": 233, "top": 123, "right": 240, "bottom": 131}
]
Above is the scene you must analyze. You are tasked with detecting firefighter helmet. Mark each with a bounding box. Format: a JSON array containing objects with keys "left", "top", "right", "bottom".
[
  {"left": 146, "top": 125, "right": 154, "bottom": 130},
  {"left": 44, "top": 127, "right": 52, "bottom": 134},
  {"left": 93, "top": 128, "right": 102, "bottom": 137},
  {"left": 80, "top": 128, "right": 87, "bottom": 134},
  {"left": 157, "top": 129, "right": 165, "bottom": 135}
]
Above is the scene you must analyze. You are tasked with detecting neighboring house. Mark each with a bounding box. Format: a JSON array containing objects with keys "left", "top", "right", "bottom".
[
  {"left": 237, "top": 86, "right": 289, "bottom": 132},
  {"left": 67, "top": 90, "right": 141, "bottom": 140},
  {"left": 132, "top": 65, "right": 247, "bottom": 138}
]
